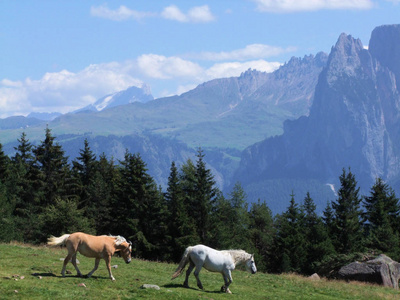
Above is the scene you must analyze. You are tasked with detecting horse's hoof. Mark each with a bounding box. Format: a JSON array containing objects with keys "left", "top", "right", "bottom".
[{"left": 226, "top": 289, "right": 232, "bottom": 294}]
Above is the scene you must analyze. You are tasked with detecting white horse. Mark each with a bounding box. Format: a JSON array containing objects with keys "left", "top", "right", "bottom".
[{"left": 171, "top": 244, "right": 257, "bottom": 293}]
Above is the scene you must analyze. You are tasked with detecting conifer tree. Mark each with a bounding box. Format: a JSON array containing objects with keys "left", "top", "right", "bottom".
[
  {"left": 72, "top": 139, "right": 98, "bottom": 214},
  {"left": 33, "top": 127, "right": 71, "bottom": 206},
  {"left": 273, "top": 193, "right": 306, "bottom": 273},
  {"left": 301, "top": 192, "right": 335, "bottom": 274},
  {"left": 166, "top": 161, "right": 196, "bottom": 261},
  {"left": 9, "top": 132, "right": 38, "bottom": 241},
  {"left": 114, "top": 151, "right": 168, "bottom": 259},
  {"left": 248, "top": 199, "right": 275, "bottom": 272},
  {"left": 331, "top": 168, "right": 364, "bottom": 254},
  {"left": 363, "top": 178, "right": 400, "bottom": 259}
]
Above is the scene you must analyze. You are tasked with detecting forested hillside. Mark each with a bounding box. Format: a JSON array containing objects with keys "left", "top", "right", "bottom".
[{"left": 1, "top": 128, "right": 400, "bottom": 276}]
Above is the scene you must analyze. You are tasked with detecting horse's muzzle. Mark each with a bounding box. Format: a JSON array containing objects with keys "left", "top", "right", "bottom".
[
  {"left": 126, "top": 259, "right": 131, "bottom": 264},
  {"left": 252, "top": 270, "right": 256, "bottom": 274}
]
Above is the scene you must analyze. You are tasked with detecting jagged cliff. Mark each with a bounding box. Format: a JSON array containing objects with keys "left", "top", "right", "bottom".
[{"left": 234, "top": 25, "right": 400, "bottom": 210}]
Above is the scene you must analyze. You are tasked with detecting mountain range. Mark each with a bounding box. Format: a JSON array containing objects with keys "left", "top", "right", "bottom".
[{"left": 1, "top": 24, "right": 399, "bottom": 213}]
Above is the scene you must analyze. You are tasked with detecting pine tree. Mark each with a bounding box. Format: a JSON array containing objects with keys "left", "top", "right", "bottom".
[
  {"left": 301, "top": 192, "right": 335, "bottom": 274},
  {"left": 363, "top": 178, "right": 400, "bottom": 259},
  {"left": 248, "top": 199, "right": 275, "bottom": 273},
  {"left": 331, "top": 168, "right": 364, "bottom": 254},
  {"left": 165, "top": 161, "right": 196, "bottom": 261},
  {"left": 191, "top": 149, "right": 218, "bottom": 244},
  {"left": 214, "top": 182, "right": 250, "bottom": 249},
  {"left": 72, "top": 139, "right": 98, "bottom": 215},
  {"left": 273, "top": 193, "right": 306, "bottom": 273},
  {"left": 33, "top": 127, "right": 71, "bottom": 206},
  {"left": 114, "top": 151, "right": 168, "bottom": 259},
  {"left": 0, "top": 142, "right": 10, "bottom": 182}
]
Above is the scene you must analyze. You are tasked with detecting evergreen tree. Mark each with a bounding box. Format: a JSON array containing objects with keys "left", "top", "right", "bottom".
[
  {"left": 0, "top": 142, "right": 10, "bottom": 182},
  {"left": 331, "top": 168, "right": 364, "bottom": 254},
  {"left": 273, "top": 193, "right": 306, "bottom": 273},
  {"left": 114, "top": 151, "right": 168, "bottom": 259},
  {"left": 33, "top": 127, "right": 71, "bottom": 206},
  {"left": 89, "top": 154, "right": 119, "bottom": 234},
  {"left": 248, "top": 199, "right": 275, "bottom": 273},
  {"left": 72, "top": 139, "right": 98, "bottom": 215},
  {"left": 213, "top": 182, "right": 250, "bottom": 249},
  {"left": 191, "top": 149, "right": 218, "bottom": 244},
  {"left": 165, "top": 161, "right": 197, "bottom": 261},
  {"left": 363, "top": 178, "right": 400, "bottom": 259},
  {"left": 0, "top": 181, "right": 18, "bottom": 242},
  {"left": 301, "top": 192, "right": 335, "bottom": 274},
  {"left": 10, "top": 132, "right": 41, "bottom": 242}
]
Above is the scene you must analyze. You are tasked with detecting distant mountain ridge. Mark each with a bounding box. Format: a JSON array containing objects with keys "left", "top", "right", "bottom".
[
  {"left": 75, "top": 84, "right": 153, "bottom": 113},
  {"left": 233, "top": 24, "right": 400, "bottom": 212}
]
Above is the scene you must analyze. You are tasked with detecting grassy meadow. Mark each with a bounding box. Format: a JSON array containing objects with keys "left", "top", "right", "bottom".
[{"left": 0, "top": 243, "right": 399, "bottom": 299}]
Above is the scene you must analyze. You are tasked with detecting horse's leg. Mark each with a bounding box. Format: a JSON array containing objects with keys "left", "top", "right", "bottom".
[
  {"left": 221, "top": 269, "right": 233, "bottom": 294},
  {"left": 71, "top": 253, "right": 83, "bottom": 277},
  {"left": 87, "top": 258, "right": 100, "bottom": 278},
  {"left": 61, "top": 252, "right": 72, "bottom": 277},
  {"left": 183, "top": 260, "right": 195, "bottom": 288},
  {"left": 194, "top": 265, "right": 204, "bottom": 290},
  {"left": 104, "top": 255, "right": 115, "bottom": 281}
]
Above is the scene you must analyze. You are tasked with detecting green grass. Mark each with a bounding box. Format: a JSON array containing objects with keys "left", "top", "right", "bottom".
[{"left": 0, "top": 243, "right": 399, "bottom": 299}]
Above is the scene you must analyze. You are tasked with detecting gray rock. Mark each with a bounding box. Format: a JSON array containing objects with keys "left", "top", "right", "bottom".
[{"left": 140, "top": 284, "right": 160, "bottom": 290}]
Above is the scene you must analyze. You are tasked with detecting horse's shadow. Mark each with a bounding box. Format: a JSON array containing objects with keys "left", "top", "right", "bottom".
[
  {"left": 31, "top": 272, "right": 57, "bottom": 277},
  {"left": 163, "top": 283, "right": 223, "bottom": 294},
  {"left": 31, "top": 273, "right": 109, "bottom": 280}
]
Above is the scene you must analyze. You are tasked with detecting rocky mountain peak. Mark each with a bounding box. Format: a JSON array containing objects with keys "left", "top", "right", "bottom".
[{"left": 369, "top": 24, "right": 400, "bottom": 87}]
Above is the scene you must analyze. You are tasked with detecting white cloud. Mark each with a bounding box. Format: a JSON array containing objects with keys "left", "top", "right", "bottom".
[
  {"left": 137, "top": 54, "right": 204, "bottom": 80},
  {"left": 0, "top": 63, "right": 142, "bottom": 117},
  {"left": 91, "top": 4, "right": 214, "bottom": 23},
  {"left": 90, "top": 4, "right": 154, "bottom": 21},
  {"left": 252, "top": 0, "right": 374, "bottom": 13},
  {"left": 0, "top": 44, "right": 283, "bottom": 117},
  {"left": 161, "top": 5, "right": 215, "bottom": 23},
  {"left": 195, "top": 44, "right": 296, "bottom": 61}
]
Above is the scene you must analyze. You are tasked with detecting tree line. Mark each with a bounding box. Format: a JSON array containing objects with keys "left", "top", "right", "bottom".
[{"left": 1, "top": 128, "right": 400, "bottom": 275}]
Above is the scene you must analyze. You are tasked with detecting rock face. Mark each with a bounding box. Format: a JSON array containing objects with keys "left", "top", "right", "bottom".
[
  {"left": 234, "top": 25, "right": 400, "bottom": 207},
  {"left": 338, "top": 254, "right": 400, "bottom": 289}
]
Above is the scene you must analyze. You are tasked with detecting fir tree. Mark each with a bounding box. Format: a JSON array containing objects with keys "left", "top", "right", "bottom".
[
  {"left": 248, "top": 199, "right": 275, "bottom": 273},
  {"left": 166, "top": 161, "right": 197, "bottom": 261},
  {"left": 331, "top": 168, "right": 364, "bottom": 254},
  {"left": 363, "top": 178, "right": 400, "bottom": 259},
  {"left": 273, "top": 193, "right": 306, "bottom": 273},
  {"left": 301, "top": 192, "right": 335, "bottom": 274}
]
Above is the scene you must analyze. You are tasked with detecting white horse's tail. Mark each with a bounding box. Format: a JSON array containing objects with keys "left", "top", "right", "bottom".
[
  {"left": 47, "top": 234, "right": 71, "bottom": 246},
  {"left": 171, "top": 246, "right": 193, "bottom": 279}
]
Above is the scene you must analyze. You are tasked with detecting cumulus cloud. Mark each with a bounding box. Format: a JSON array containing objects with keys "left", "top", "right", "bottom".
[
  {"left": 252, "top": 0, "right": 374, "bottom": 13},
  {"left": 91, "top": 4, "right": 214, "bottom": 23},
  {"left": 193, "top": 44, "right": 296, "bottom": 61},
  {"left": 161, "top": 5, "right": 215, "bottom": 23},
  {"left": 90, "top": 4, "right": 154, "bottom": 21},
  {"left": 0, "top": 43, "right": 285, "bottom": 117},
  {"left": 0, "top": 63, "right": 142, "bottom": 117}
]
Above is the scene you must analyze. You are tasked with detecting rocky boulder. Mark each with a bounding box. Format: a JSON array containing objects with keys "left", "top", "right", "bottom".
[{"left": 338, "top": 254, "right": 400, "bottom": 289}]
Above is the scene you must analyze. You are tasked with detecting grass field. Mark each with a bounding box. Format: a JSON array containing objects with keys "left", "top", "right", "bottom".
[{"left": 0, "top": 242, "right": 399, "bottom": 299}]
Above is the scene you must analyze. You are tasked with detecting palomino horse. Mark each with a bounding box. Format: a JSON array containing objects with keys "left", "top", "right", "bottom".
[
  {"left": 47, "top": 232, "right": 132, "bottom": 281},
  {"left": 172, "top": 244, "right": 257, "bottom": 293}
]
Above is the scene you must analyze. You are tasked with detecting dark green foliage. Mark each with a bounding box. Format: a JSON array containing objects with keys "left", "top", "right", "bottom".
[
  {"left": 273, "top": 193, "right": 307, "bottom": 273},
  {"left": 363, "top": 178, "right": 400, "bottom": 260},
  {"left": 2, "top": 131, "right": 400, "bottom": 278},
  {"left": 331, "top": 168, "right": 365, "bottom": 254},
  {"left": 248, "top": 200, "right": 275, "bottom": 273}
]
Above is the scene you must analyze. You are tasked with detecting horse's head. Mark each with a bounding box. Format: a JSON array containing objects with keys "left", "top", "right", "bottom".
[
  {"left": 120, "top": 240, "right": 132, "bottom": 264},
  {"left": 115, "top": 236, "right": 132, "bottom": 264},
  {"left": 245, "top": 254, "right": 257, "bottom": 274}
]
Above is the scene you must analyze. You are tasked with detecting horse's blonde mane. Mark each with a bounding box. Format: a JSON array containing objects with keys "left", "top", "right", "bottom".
[{"left": 108, "top": 235, "right": 127, "bottom": 246}]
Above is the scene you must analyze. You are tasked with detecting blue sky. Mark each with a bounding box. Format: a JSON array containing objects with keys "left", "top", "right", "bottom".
[{"left": 0, "top": 0, "right": 399, "bottom": 118}]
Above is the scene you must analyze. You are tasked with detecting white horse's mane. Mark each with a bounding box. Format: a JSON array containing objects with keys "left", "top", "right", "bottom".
[{"left": 223, "top": 249, "right": 252, "bottom": 265}]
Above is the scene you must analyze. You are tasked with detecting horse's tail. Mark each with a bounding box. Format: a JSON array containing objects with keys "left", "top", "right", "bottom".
[
  {"left": 171, "top": 246, "right": 193, "bottom": 279},
  {"left": 47, "top": 234, "right": 71, "bottom": 247}
]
